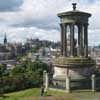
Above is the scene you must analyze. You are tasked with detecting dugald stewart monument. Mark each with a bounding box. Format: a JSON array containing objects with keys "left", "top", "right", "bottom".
[{"left": 52, "top": 3, "right": 96, "bottom": 89}]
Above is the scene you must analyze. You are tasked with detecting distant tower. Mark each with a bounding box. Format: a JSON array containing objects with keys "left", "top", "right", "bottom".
[{"left": 4, "top": 33, "right": 7, "bottom": 45}]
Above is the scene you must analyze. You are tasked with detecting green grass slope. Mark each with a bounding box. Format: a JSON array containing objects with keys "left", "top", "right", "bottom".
[
  {"left": 0, "top": 88, "right": 40, "bottom": 100},
  {"left": 0, "top": 88, "right": 100, "bottom": 100}
]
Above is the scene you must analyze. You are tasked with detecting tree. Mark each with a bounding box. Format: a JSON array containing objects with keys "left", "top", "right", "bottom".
[
  {"left": 0, "top": 64, "right": 6, "bottom": 77},
  {"left": 0, "top": 60, "right": 48, "bottom": 93}
]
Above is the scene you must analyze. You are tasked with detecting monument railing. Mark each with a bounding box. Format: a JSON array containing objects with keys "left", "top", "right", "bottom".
[
  {"left": 95, "top": 77, "right": 100, "bottom": 89},
  {"left": 43, "top": 71, "right": 100, "bottom": 91},
  {"left": 69, "top": 75, "right": 100, "bottom": 91},
  {"left": 92, "top": 75, "right": 100, "bottom": 91},
  {"left": 49, "top": 79, "right": 66, "bottom": 90},
  {"left": 70, "top": 78, "right": 91, "bottom": 90}
]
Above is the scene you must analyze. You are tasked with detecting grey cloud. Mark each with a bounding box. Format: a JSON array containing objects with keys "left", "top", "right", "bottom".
[
  {"left": 9, "top": 0, "right": 97, "bottom": 30},
  {"left": 11, "top": 16, "right": 60, "bottom": 30},
  {"left": 0, "top": 0, "right": 23, "bottom": 12}
]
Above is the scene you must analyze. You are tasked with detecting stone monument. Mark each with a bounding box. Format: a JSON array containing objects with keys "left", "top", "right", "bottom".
[{"left": 53, "top": 3, "right": 95, "bottom": 80}]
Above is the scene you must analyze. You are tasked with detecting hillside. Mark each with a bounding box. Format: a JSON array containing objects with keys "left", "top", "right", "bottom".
[
  {"left": 0, "top": 88, "right": 40, "bottom": 100},
  {"left": 0, "top": 88, "right": 100, "bottom": 100}
]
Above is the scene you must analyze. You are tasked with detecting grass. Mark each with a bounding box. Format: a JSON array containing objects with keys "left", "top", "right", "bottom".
[
  {"left": 0, "top": 88, "right": 40, "bottom": 100},
  {"left": 0, "top": 88, "right": 100, "bottom": 100}
]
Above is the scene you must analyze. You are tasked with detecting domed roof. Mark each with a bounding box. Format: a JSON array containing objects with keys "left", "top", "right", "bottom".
[
  {"left": 58, "top": 3, "right": 91, "bottom": 18},
  {"left": 58, "top": 10, "right": 91, "bottom": 18}
]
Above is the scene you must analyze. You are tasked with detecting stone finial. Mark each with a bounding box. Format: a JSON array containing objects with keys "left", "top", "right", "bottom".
[{"left": 72, "top": 3, "right": 77, "bottom": 10}]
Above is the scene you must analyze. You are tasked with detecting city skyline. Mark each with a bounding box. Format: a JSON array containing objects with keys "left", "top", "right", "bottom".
[{"left": 0, "top": 0, "right": 99, "bottom": 46}]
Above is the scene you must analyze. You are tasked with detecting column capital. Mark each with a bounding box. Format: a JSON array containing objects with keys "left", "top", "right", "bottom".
[
  {"left": 69, "top": 23, "right": 75, "bottom": 26},
  {"left": 60, "top": 23, "right": 66, "bottom": 26},
  {"left": 76, "top": 23, "right": 83, "bottom": 27},
  {"left": 76, "top": 23, "right": 88, "bottom": 27},
  {"left": 83, "top": 23, "right": 88, "bottom": 28},
  {"left": 83, "top": 23, "right": 89, "bottom": 26}
]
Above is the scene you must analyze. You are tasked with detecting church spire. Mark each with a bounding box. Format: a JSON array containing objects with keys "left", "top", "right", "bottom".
[{"left": 4, "top": 33, "right": 7, "bottom": 45}]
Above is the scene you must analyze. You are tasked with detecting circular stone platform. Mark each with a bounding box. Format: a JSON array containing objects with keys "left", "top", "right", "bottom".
[
  {"left": 53, "top": 56, "right": 96, "bottom": 80},
  {"left": 53, "top": 56, "right": 96, "bottom": 68}
]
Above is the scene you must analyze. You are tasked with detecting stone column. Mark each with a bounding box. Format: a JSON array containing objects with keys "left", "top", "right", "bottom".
[
  {"left": 66, "top": 68, "right": 70, "bottom": 93},
  {"left": 78, "top": 24, "right": 80, "bottom": 56},
  {"left": 45, "top": 72, "right": 48, "bottom": 90},
  {"left": 84, "top": 24, "right": 88, "bottom": 58},
  {"left": 60, "top": 24, "right": 64, "bottom": 56},
  {"left": 43, "top": 71, "right": 48, "bottom": 90},
  {"left": 78, "top": 24, "right": 83, "bottom": 57},
  {"left": 62, "top": 23, "right": 67, "bottom": 56},
  {"left": 66, "top": 24, "right": 68, "bottom": 56},
  {"left": 70, "top": 24, "right": 74, "bottom": 57},
  {"left": 91, "top": 74, "right": 96, "bottom": 92}
]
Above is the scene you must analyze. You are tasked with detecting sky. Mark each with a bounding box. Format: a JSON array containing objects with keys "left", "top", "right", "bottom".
[{"left": 0, "top": 0, "right": 100, "bottom": 46}]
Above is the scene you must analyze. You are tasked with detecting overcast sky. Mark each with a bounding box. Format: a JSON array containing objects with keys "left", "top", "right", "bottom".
[{"left": 0, "top": 0, "right": 100, "bottom": 46}]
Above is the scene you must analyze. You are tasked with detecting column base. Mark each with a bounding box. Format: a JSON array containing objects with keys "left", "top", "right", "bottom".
[{"left": 66, "top": 90, "right": 70, "bottom": 93}]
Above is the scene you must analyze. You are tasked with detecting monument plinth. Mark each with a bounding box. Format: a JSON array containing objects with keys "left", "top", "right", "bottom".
[{"left": 53, "top": 3, "right": 96, "bottom": 80}]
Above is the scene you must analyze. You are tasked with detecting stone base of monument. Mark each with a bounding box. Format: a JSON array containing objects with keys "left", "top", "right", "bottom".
[{"left": 52, "top": 56, "right": 96, "bottom": 90}]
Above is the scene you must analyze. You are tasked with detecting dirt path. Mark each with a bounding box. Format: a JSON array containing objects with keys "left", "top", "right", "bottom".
[
  {"left": 23, "top": 96, "right": 75, "bottom": 100},
  {"left": 22, "top": 92, "right": 100, "bottom": 100}
]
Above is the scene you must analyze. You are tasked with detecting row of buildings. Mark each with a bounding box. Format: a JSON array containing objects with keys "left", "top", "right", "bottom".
[{"left": 1, "top": 33, "right": 100, "bottom": 72}]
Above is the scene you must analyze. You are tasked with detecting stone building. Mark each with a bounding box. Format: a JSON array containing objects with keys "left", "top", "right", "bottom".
[
  {"left": 0, "top": 34, "right": 16, "bottom": 60},
  {"left": 0, "top": 34, "right": 23, "bottom": 60}
]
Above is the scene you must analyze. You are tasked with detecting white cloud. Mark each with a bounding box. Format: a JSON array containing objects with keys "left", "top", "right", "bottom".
[
  {"left": 0, "top": 26, "right": 60, "bottom": 44},
  {"left": 0, "top": 0, "right": 99, "bottom": 46}
]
